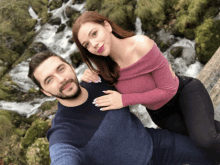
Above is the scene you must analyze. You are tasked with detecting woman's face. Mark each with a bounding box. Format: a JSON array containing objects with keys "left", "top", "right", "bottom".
[{"left": 77, "top": 21, "right": 112, "bottom": 56}]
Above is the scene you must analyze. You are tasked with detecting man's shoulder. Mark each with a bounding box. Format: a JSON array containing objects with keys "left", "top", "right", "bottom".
[{"left": 80, "top": 76, "right": 116, "bottom": 91}]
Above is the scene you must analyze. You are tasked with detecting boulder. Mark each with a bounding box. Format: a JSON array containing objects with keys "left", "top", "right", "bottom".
[
  {"left": 56, "top": 24, "right": 66, "bottom": 33},
  {"left": 48, "top": 17, "right": 62, "bottom": 25},
  {"left": 26, "top": 138, "right": 50, "bottom": 165}
]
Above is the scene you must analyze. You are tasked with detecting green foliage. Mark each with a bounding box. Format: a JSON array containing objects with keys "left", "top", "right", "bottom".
[
  {"left": 48, "top": 0, "right": 63, "bottom": 11},
  {"left": 135, "top": 0, "right": 165, "bottom": 31},
  {"left": 39, "top": 100, "right": 58, "bottom": 112},
  {"left": 86, "top": 0, "right": 102, "bottom": 11},
  {"left": 174, "top": 0, "right": 218, "bottom": 39},
  {"left": 195, "top": 19, "right": 220, "bottom": 63},
  {"left": 86, "top": 0, "right": 136, "bottom": 31},
  {"left": 26, "top": 138, "right": 51, "bottom": 165},
  {"left": 21, "top": 119, "right": 51, "bottom": 149}
]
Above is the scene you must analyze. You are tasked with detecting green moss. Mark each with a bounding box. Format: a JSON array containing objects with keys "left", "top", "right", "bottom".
[
  {"left": 135, "top": 0, "right": 165, "bottom": 31},
  {"left": 86, "top": 0, "right": 136, "bottom": 31},
  {"left": 170, "top": 46, "right": 183, "bottom": 58},
  {"left": 21, "top": 119, "right": 51, "bottom": 149},
  {"left": 39, "top": 100, "right": 58, "bottom": 112},
  {"left": 0, "top": 115, "right": 14, "bottom": 140},
  {"left": 26, "top": 138, "right": 50, "bottom": 165},
  {"left": 195, "top": 19, "right": 220, "bottom": 63},
  {"left": 101, "top": 0, "right": 136, "bottom": 31},
  {"left": 40, "top": 10, "right": 53, "bottom": 25},
  {"left": 66, "top": 11, "right": 81, "bottom": 27},
  {"left": 0, "top": 45, "right": 20, "bottom": 65},
  {"left": 49, "top": 0, "right": 63, "bottom": 11}
]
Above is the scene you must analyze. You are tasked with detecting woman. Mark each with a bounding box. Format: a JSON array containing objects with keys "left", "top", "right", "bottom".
[{"left": 72, "top": 11, "right": 220, "bottom": 163}]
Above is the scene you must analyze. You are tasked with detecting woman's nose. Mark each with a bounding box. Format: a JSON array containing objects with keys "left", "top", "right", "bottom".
[{"left": 90, "top": 40, "right": 98, "bottom": 48}]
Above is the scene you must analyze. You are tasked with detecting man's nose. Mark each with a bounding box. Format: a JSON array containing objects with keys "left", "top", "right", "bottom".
[{"left": 56, "top": 74, "right": 65, "bottom": 83}]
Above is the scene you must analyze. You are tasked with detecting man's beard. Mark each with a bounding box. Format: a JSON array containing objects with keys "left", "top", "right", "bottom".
[{"left": 48, "top": 78, "right": 81, "bottom": 100}]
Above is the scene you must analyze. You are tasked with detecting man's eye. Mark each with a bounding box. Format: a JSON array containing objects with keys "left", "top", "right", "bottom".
[
  {"left": 47, "top": 78, "right": 53, "bottom": 84},
  {"left": 59, "top": 68, "right": 64, "bottom": 72}
]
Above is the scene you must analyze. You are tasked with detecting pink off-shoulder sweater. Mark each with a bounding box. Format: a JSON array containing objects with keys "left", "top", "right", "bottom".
[{"left": 115, "top": 43, "right": 179, "bottom": 110}]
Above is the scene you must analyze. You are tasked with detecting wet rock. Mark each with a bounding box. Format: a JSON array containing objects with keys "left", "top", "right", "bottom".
[
  {"left": 68, "top": 36, "right": 74, "bottom": 44},
  {"left": 70, "top": 51, "right": 83, "bottom": 67},
  {"left": 31, "top": 42, "right": 48, "bottom": 53},
  {"left": 65, "top": 6, "right": 78, "bottom": 18},
  {"left": 66, "top": 10, "right": 81, "bottom": 27},
  {"left": 26, "top": 138, "right": 50, "bottom": 165},
  {"left": 48, "top": 17, "right": 62, "bottom": 25},
  {"left": 170, "top": 46, "right": 183, "bottom": 58},
  {"left": 56, "top": 24, "right": 66, "bottom": 33},
  {"left": 63, "top": 0, "right": 70, "bottom": 3},
  {"left": 73, "top": 0, "right": 85, "bottom": 4}
]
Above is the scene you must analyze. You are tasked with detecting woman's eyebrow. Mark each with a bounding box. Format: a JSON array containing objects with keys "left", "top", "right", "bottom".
[{"left": 81, "top": 28, "right": 96, "bottom": 46}]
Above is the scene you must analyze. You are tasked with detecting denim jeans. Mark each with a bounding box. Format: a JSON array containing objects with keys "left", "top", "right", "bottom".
[
  {"left": 147, "top": 128, "right": 217, "bottom": 165},
  {"left": 147, "top": 76, "right": 220, "bottom": 163}
]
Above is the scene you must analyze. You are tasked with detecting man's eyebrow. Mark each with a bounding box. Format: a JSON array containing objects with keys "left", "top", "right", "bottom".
[
  {"left": 81, "top": 28, "right": 96, "bottom": 46},
  {"left": 43, "top": 64, "right": 63, "bottom": 84}
]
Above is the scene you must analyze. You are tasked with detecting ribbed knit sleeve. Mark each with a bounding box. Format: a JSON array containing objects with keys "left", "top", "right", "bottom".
[{"left": 116, "top": 43, "right": 179, "bottom": 110}]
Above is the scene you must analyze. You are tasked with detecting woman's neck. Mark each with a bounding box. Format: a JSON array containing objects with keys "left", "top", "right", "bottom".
[{"left": 109, "top": 35, "right": 134, "bottom": 66}]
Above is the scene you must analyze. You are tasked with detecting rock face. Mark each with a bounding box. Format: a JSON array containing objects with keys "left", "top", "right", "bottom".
[{"left": 196, "top": 47, "right": 220, "bottom": 121}]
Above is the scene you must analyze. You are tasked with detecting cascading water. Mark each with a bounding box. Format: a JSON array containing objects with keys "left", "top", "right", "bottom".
[{"left": 0, "top": 1, "right": 203, "bottom": 126}]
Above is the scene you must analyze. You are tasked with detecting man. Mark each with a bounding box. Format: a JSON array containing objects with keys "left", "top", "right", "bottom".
[{"left": 28, "top": 51, "right": 217, "bottom": 165}]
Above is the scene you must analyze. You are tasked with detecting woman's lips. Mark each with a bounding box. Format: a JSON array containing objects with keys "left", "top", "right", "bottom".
[{"left": 98, "top": 44, "right": 104, "bottom": 53}]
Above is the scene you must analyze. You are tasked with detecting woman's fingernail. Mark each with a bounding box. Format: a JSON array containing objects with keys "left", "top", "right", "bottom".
[
  {"left": 99, "top": 77, "right": 101, "bottom": 82},
  {"left": 95, "top": 104, "right": 98, "bottom": 106},
  {"left": 88, "top": 81, "right": 92, "bottom": 83},
  {"left": 92, "top": 101, "right": 95, "bottom": 104},
  {"left": 100, "top": 108, "right": 103, "bottom": 111},
  {"left": 102, "top": 91, "right": 106, "bottom": 92},
  {"left": 93, "top": 99, "right": 96, "bottom": 102},
  {"left": 95, "top": 81, "right": 98, "bottom": 83}
]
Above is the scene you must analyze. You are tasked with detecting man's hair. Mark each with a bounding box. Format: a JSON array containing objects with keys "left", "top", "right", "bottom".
[{"left": 28, "top": 51, "right": 70, "bottom": 89}]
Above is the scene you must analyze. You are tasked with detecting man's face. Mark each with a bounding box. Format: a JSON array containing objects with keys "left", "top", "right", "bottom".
[{"left": 34, "top": 56, "right": 81, "bottom": 100}]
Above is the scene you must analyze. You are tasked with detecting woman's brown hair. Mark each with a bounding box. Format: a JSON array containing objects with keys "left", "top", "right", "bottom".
[{"left": 72, "top": 11, "right": 135, "bottom": 86}]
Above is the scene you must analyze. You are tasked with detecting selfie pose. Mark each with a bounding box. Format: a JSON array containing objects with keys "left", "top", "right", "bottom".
[{"left": 72, "top": 11, "right": 220, "bottom": 163}]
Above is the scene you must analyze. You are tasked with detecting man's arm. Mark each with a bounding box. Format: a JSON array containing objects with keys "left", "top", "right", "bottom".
[{"left": 50, "top": 143, "right": 85, "bottom": 165}]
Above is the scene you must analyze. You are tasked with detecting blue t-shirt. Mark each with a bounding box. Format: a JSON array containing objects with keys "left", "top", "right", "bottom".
[{"left": 47, "top": 79, "right": 153, "bottom": 165}]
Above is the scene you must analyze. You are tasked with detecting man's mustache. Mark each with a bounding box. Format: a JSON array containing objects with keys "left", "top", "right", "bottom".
[{"left": 60, "top": 79, "right": 74, "bottom": 92}]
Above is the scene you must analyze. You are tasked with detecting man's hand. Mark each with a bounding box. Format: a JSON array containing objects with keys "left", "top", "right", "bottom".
[
  {"left": 93, "top": 90, "right": 124, "bottom": 111},
  {"left": 81, "top": 69, "right": 101, "bottom": 83}
]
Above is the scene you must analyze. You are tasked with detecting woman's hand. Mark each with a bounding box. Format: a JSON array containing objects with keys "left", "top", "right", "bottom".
[
  {"left": 93, "top": 90, "right": 124, "bottom": 111},
  {"left": 169, "top": 65, "right": 176, "bottom": 78},
  {"left": 81, "top": 69, "right": 101, "bottom": 83}
]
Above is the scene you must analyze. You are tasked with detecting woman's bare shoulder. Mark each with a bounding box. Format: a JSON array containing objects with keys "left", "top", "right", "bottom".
[{"left": 132, "top": 35, "right": 154, "bottom": 58}]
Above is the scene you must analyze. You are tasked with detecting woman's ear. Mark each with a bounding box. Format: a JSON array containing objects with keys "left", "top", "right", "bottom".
[{"left": 104, "top": 20, "right": 112, "bottom": 32}]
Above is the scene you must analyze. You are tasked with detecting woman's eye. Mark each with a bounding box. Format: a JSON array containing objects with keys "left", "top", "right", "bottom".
[
  {"left": 92, "top": 31, "right": 97, "bottom": 37},
  {"left": 85, "top": 43, "right": 89, "bottom": 48}
]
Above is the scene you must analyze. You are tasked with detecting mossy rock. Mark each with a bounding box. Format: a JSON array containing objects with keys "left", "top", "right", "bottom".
[
  {"left": 85, "top": 0, "right": 102, "bottom": 11},
  {"left": 1, "top": 134, "right": 26, "bottom": 165},
  {"left": 49, "top": 0, "right": 63, "bottom": 11},
  {"left": 12, "top": 42, "right": 48, "bottom": 67},
  {"left": 21, "top": 119, "right": 51, "bottom": 149},
  {"left": 135, "top": 0, "right": 165, "bottom": 32},
  {"left": 40, "top": 10, "right": 53, "bottom": 25},
  {"left": 195, "top": 19, "right": 220, "bottom": 63},
  {"left": 39, "top": 100, "right": 58, "bottom": 112},
  {"left": 26, "top": 138, "right": 50, "bottom": 165},
  {"left": 170, "top": 46, "right": 183, "bottom": 58},
  {"left": 70, "top": 51, "right": 83, "bottom": 67},
  {"left": 66, "top": 10, "right": 81, "bottom": 27},
  {"left": 0, "top": 115, "right": 14, "bottom": 140},
  {"left": 0, "top": 45, "right": 20, "bottom": 67}
]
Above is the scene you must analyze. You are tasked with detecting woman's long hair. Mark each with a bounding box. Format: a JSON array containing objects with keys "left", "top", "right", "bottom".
[{"left": 72, "top": 11, "right": 135, "bottom": 86}]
